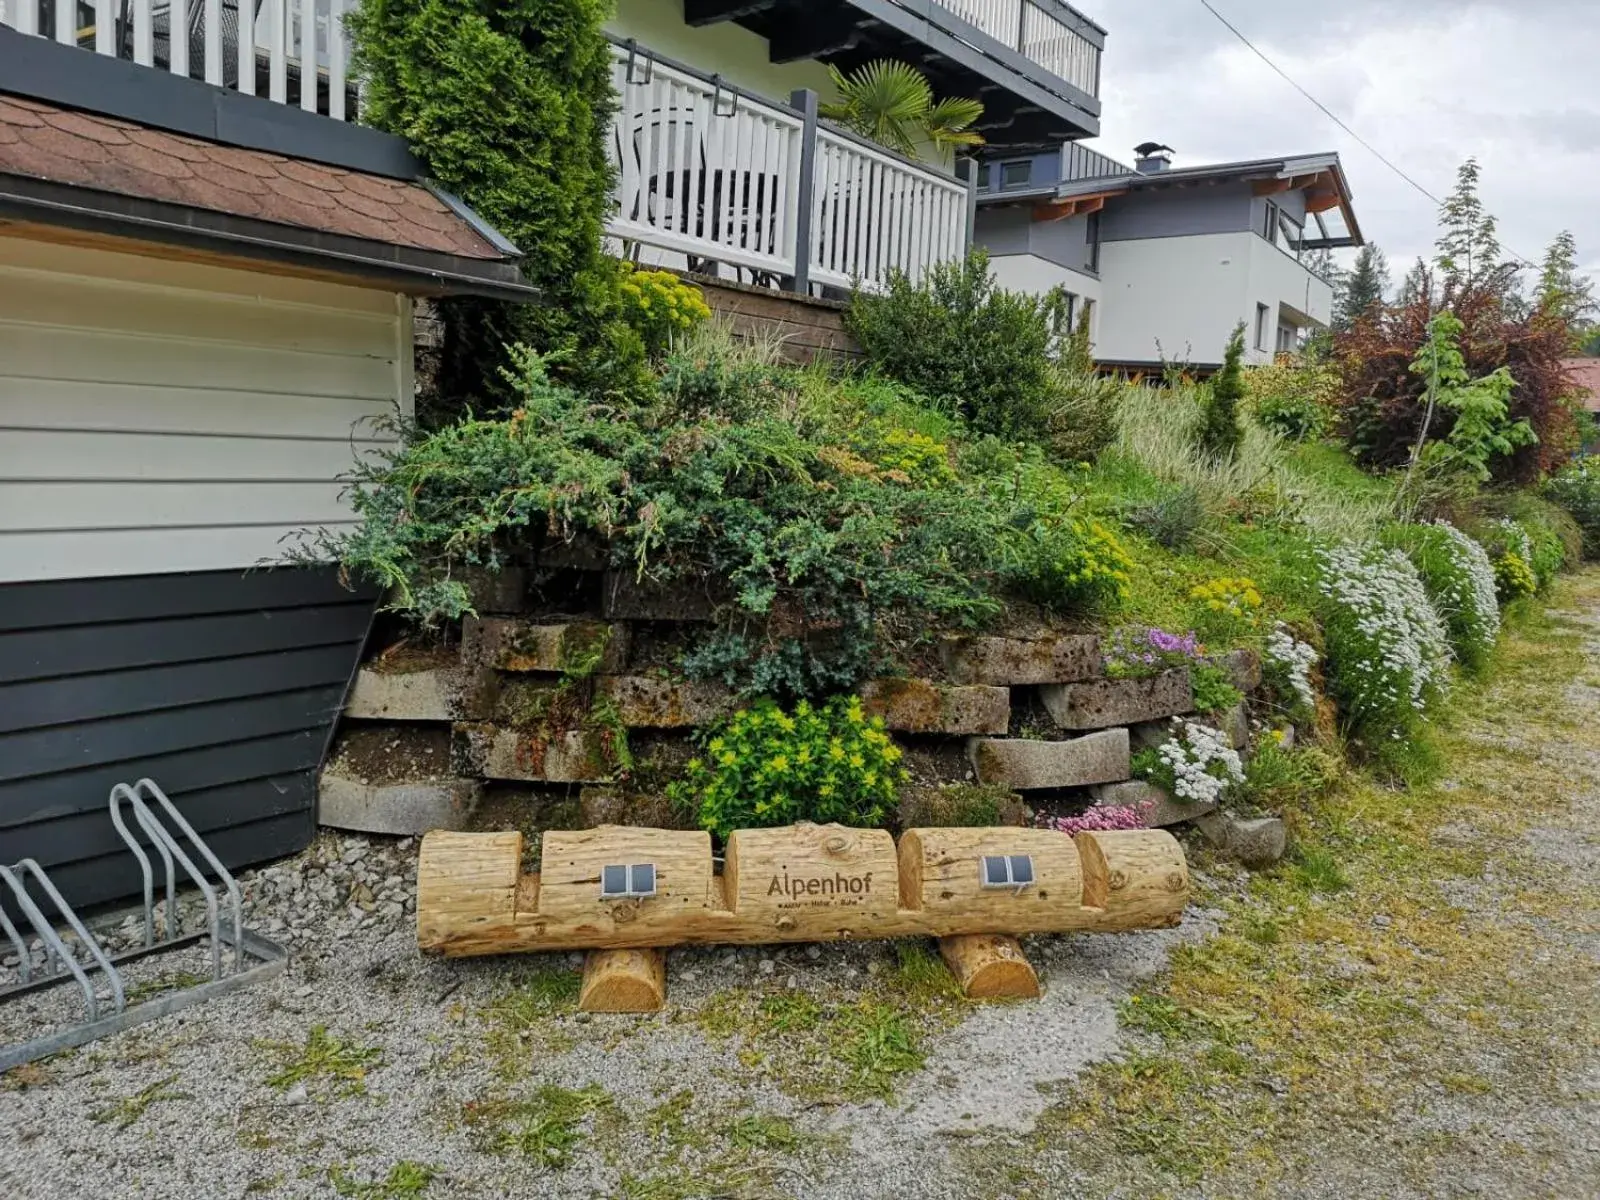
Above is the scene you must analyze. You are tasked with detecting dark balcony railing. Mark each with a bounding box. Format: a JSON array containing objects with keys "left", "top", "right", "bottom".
[{"left": 931, "top": 0, "right": 1101, "bottom": 97}]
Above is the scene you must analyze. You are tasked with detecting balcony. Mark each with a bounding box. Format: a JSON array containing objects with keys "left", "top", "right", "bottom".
[
  {"left": 607, "top": 40, "right": 971, "bottom": 294},
  {"left": 1, "top": 0, "right": 358, "bottom": 118},
  {"left": 685, "top": 0, "right": 1103, "bottom": 149}
]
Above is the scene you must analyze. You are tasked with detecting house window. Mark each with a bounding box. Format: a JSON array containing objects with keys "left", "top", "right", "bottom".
[
  {"left": 1000, "top": 160, "right": 1033, "bottom": 190},
  {"left": 1276, "top": 323, "right": 1297, "bottom": 354},
  {"left": 1082, "top": 297, "right": 1095, "bottom": 338},
  {"left": 981, "top": 855, "right": 1036, "bottom": 890},
  {"left": 1255, "top": 303, "right": 1270, "bottom": 351},
  {"left": 1261, "top": 201, "right": 1280, "bottom": 245},
  {"left": 1086, "top": 211, "right": 1101, "bottom": 273},
  {"left": 600, "top": 863, "right": 657, "bottom": 899}
]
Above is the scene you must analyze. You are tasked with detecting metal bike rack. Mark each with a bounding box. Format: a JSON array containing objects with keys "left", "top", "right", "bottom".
[{"left": 0, "top": 778, "right": 288, "bottom": 1071}]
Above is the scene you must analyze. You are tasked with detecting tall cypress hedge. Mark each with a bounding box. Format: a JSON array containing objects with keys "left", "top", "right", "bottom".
[{"left": 349, "top": 0, "right": 648, "bottom": 412}]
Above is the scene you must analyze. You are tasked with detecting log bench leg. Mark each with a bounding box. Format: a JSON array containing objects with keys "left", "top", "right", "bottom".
[
  {"left": 579, "top": 948, "right": 667, "bottom": 1012},
  {"left": 938, "top": 934, "right": 1040, "bottom": 1000}
]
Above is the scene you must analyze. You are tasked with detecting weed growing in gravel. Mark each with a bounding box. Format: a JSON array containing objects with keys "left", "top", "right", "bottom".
[
  {"left": 328, "top": 1160, "right": 438, "bottom": 1199},
  {"left": 89, "top": 1073, "right": 188, "bottom": 1128},
  {"left": 834, "top": 1000, "right": 924, "bottom": 1098},
  {"left": 724, "top": 1113, "right": 803, "bottom": 1151},
  {"left": 480, "top": 965, "right": 582, "bottom": 1077},
  {"left": 464, "top": 1083, "right": 611, "bottom": 1167},
  {"left": 258, "top": 1025, "right": 383, "bottom": 1099},
  {"left": 1286, "top": 844, "right": 1351, "bottom": 893},
  {"left": 123, "top": 970, "right": 209, "bottom": 1005}
]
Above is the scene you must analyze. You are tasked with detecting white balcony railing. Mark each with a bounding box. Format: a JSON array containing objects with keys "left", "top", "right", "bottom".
[
  {"left": 1, "top": 0, "right": 356, "bottom": 119},
  {"left": 607, "top": 44, "right": 970, "bottom": 295},
  {"left": 931, "top": 0, "right": 1100, "bottom": 97}
]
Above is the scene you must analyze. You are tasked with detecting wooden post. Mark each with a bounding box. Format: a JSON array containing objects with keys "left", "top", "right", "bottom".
[
  {"left": 939, "top": 934, "right": 1040, "bottom": 1000},
  {"left": 580, "top": 948, "right": 667, "bottom": 1013}
]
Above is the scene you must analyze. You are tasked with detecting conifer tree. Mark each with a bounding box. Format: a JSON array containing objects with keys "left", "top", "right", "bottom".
[
  {"left": 1197, "top": 323, "right": 1246, "bottom": 461},
  {"left": 1435, "top": 158, "right": 1503, "bottom": 290},
  {"left": 1334, "top": 243, "right": 1389, "bottom": 330}
]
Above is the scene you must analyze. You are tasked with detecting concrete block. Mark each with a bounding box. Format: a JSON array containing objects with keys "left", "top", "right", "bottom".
[
  {"left": 1091, "top": 779, "right": 1217, "bottom": 828},
  {"left": 540, "top": 536, "right": 609, "bottom": 571},
  {"left": 463, "top": 566, "right": 528, "bottom": 614},
  {"left": 967, "top": 729, "right": 1130, "bottom": 790},
  {"left": 1218, "top": 702, "right": 1250, "bottom": 750},
  {"left": 859, "top": 678, "right": 1009, "bottom": 736},
  {"left": 461, "top": 618, "right": 628, "bottom": 675},
  {"left": 596, "top": 675, "right": 735, "bottom": 728},
  {"left": 1041, "top": 669, "right": 1193, "bottom": 731},
  {"left": 345, "top": 666, "right": 497, "bottom": 722},
  {"left": 453, "top": 723, "right": 621, "bottom": 783},
  {"left": 1213, "top": 647, "right": 1263, "bottom": 692},
  {"left": 318, "top": 772, "right": 481, "bottom": 835},
  {"left": 941, "top": 634, "right": 1101, "bottom": 686},
  {"left": 601, "top": 571, "right": 720, "bottom": 621}
]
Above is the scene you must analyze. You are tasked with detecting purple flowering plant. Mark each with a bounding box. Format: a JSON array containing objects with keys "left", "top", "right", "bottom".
[{"left": 1103, "top": 625, "right": 1208, "bottom": 679}]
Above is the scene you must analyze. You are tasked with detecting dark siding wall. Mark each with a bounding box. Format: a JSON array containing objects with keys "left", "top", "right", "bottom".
[
  {"left": 1099, "top": 183, "right": 1254, "bottom": 242},
  {"left": 0, "top": 566, "right": 375, "bottom": 911}
]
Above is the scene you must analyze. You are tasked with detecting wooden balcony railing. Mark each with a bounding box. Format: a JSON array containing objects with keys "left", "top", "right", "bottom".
[{"left": 1, "top": 0, "right": 356, "bottom": 119}]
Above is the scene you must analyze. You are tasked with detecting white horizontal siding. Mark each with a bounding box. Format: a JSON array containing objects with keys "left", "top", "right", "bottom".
[{"left": 0, "top": 240, "right": 410, "bottom": 583}]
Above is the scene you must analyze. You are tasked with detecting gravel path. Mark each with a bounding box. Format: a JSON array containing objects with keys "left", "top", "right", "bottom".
[{"left": 4, "top": 583, "right": 1599, "bottom": 1199}]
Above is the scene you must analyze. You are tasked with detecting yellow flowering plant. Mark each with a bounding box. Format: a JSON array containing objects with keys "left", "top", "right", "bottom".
[
  {"left": 668, "top": 696, "right": 907, "bottom": 841},
  {"left": 616, "top": 263, "right": 713, "bottom": 358},
  {"left": 1187, "top": 575, "right": 1263, "bottom": 642}
]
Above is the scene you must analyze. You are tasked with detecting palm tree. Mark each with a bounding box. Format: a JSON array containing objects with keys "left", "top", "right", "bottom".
[{"left": 819, "top": 60, "right": 984, "bottom": 163}]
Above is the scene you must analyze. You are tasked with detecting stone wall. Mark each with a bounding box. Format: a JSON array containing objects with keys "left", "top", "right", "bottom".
[{"left": 320, "top": 566, "right": 1261, "bottom": 838}]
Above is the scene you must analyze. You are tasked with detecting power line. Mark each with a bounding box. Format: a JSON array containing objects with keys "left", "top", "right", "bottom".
[{"left": 1197, "top": 0, "right": 1539, "bottom": 269}]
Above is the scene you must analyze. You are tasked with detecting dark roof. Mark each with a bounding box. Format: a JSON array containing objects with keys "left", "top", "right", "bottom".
[
  {"left": 979, "top": 149, "right": 1363, "bottom": 248},
  {"left": 0, "top": 93, "right": 535, "bottom": 300}
]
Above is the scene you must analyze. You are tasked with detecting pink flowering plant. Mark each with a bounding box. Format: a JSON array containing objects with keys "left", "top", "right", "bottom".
[
  {"left": 1035, "top": 803, "right": 1150, "bottom": 836},
  {"left": 1103, "top": 625, "right": 1207, "bottom": 680}
]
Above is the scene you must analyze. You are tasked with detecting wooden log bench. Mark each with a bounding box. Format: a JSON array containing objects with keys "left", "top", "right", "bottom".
[{"left": 417, "top": 822, "right": 1188, "bottom": 1011}]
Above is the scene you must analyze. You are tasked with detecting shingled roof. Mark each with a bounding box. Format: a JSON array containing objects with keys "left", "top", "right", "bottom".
[{"left": 0, "top": 91, "right": 532, "bottom": 300}]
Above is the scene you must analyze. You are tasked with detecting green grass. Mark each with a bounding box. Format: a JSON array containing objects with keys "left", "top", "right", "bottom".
[
  {"left": 328, "top": 1161, "right": 438, "bottom": 1199},
  {"left": 257, "top": 1025, "right": 382, "bottom": 1099},
  {"left": 89, "top": 1073, "right": 187, "bottom": 1128},
  {"left": 480, "top": 965, "right": 582, "bottom": 1077},
  {"left": 464, "top": 1083, "right": 612, "bottom": 1166}
]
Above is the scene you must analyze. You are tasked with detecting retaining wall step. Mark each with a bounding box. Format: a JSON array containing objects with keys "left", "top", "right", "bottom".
[
  {"left": 461, "top": 617, "right": 629, "bottom": 675},
  {"left": 318, "top": 771, "right": 482, "bottom": 835},
  {"left": 967, "top": 728, "right": 1130, "bottom": 790},
  {"left": 578, "top": 787, "right": 695, "bottom": 830},
  {"left": 1090, "top": 779, "right": 1217, "bottom": 828},
  {"left": 600, "top": 572, "right": 721, "bottom": 621},
  {"left": 452, "top": 723, "right": 621, "bottom": 783},
  {"left": 596, "top": 675, "right": 735, "bottom": 728},
  {"left": 897, "top": 784, "right": 1027, "bottom": 828},
  {"left": 1041, "top": 669, "right": 1193, "bottom": 731},
  {"left": 345, "top": 666, "right": 497, "bottom": 722},
  {"left": 859, "top": 678, "right": 1010, "bottom": 736},
  {"left": 1213, "top": 647, "right": 1263, "bottom": 692},
  {"left": 941, "top": 634, "right": 1101, "bottom": 686}
]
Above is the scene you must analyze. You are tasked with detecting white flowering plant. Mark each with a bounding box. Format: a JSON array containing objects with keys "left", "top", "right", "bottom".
[
  {"left": 1132, "top": 719, "right": 1244, "bottom": 806},
  {"left": 1382, "top": 521, "right": 1501, "bottom": 674},
  {"left": 1314, "top": 542, "right": 1452, "bottom": 742},
  {"left": 1263, "top": 622, "right": 1318, "bottom": 718}
]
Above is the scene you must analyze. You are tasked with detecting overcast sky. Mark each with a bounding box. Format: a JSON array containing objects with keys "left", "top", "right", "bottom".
[{"left": 1070, "top": 0, "right": 1600, "bottom": 286}]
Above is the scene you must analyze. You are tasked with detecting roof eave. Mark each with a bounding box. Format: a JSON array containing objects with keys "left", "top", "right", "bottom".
[{"left": 0, "top": 172, "right": 539, "bottom": 301}]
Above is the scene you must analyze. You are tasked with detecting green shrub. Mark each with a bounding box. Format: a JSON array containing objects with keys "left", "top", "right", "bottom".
[
  {"left": 844, "top": 251, "right": 1063, "bottom": 440},
  {"left": 312, "top": 348, "right": 1124, "bottom": 699},
  {"left": 348, "top": 0, "right": 649, "bottom": 406},
  {"left": 1187, "top": 575, "right": 1263, "bottom": 645},
  {"left": 1042, "top": 368, "right": 1123, "bottom": 463},
  {"left": 1234, "top": 737, "right": 1341, "bottom": 814},
  {"left": 1380, "top": 521, "right": 1500, "bottom": 674},
  {"left": 1122, "top": 483, "right": 1205, "bottom": 551},
  {"left": 1189, "top": 662, "right": 1243, "bottom": 715},
  {"left": 1246, "top": 355, "right": 1339, "bottom": 441},
  {"left": 670, "top": 697, "right": 906, "bottom": 840},
  {"left": 1476, "top": 515, "right": 1564, "bottom": 594},
  {"left": 1493, "top": 551, "right": 1538, "bottom": 602},
  {"left": 1543, "top": 460, "right": 1600, "bottom": 558},
  {"left": 1195, "top": 323, "right": 1246, "bottom": 461},
  {"left": 1312, "top": 542, "right": 1452, "bottom": 744}
]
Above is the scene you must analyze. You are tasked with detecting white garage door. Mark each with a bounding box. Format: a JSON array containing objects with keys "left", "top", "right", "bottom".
[{"left": 0, "top": 237, "right": 411, "bottom": 583}]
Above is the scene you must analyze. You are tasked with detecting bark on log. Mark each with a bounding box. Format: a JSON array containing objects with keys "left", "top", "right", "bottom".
[
  {"left": 415, "top": 823, "right": 1188, "bottom": 957},
  {"left": 580, "top": 948, "right": 667, "bottom": 1012},
  {"left": 939, "top": 934, "right": 1041, "bottom": 1000}
]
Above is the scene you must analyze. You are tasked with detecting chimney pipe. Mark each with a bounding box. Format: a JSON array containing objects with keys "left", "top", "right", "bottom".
[{"left": 1133, "top": 141, "right": 1174, "bottom": 174}]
